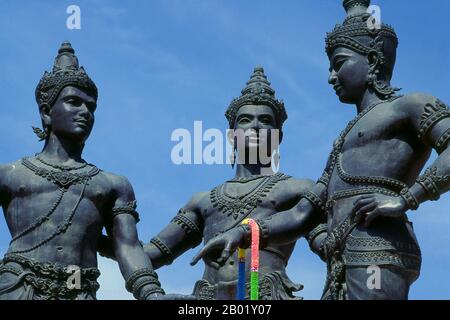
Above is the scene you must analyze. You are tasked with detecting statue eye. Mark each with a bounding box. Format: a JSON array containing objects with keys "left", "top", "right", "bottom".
[
  {"left": 87, "top": 102, "right": 97, "bottom": 112},
  {"left": 238, "top": 117, "right": 251, "bottom": 124},
  {"left": 334, "top": 59, "right": 345, "bottom": 70},
  {"left": 260, "top": 116, "right": 273, "bottom": 124},
  {"left": 65, "top": 97, "right": 82, "bottom": 106}
]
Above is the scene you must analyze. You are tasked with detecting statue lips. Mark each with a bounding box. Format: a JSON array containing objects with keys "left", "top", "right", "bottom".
[
  {"left": 333, "top": 84, "right": 343, "bottom": 95},
  {"left": 73, "top": 117, "right": 89, "bottom": 128}
]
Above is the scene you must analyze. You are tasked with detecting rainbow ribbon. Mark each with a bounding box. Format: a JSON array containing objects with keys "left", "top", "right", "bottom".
[{"left": 237, "top": 218, "right": 260, "bottom": 300}]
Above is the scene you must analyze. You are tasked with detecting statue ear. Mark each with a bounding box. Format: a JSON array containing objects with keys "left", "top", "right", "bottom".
[{"left": 39, "top": 103, "right": 52, "bottom": 127}]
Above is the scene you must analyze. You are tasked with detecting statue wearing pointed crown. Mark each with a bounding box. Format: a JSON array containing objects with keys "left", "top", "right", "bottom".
[
  {"left": 124, "top": 66, "right": 315, "bottom": 300},
  {"left": 193, "top": 0, "right": 450, "bottom": 300},
  {"left": 0, "top": 42, "right": 190, "bottom": 300}
]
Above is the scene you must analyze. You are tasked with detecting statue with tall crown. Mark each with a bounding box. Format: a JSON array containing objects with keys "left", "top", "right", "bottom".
[
  {"left": 100, "top": 66, "right": 315, "bottom": 300},
  {"left": 0, "top": 42, "right": 190, "bottom": 300},
  {"left": 193, "top": 0, "right": 450, "bottom": 300}
]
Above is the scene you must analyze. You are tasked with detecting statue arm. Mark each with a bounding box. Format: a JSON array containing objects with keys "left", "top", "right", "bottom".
[
  {"left": 109, "top": 176, "right": 167, "bottom": 299},
  {"left": 256, "top": 181, "right": 327, "bottom": 246},
  {"left": 292, "top": 178, "right": 328, "bottom": 261},
  {"left": 143, "top": 193, "right": 205, "bottom": 269},
  {"left": 404, "top": 94, "right": 450, "bottom": 208}
]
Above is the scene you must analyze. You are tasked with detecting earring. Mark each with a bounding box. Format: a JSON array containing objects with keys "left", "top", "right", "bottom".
[
  {"left": 271, "top": 147, "right": 280, "bottom": 173},
  {"left": 32, "top": 126, "right": 48, "bottom": 141},
  {"left": 230, "top": 148, "right": 236, "bottom": 169}
]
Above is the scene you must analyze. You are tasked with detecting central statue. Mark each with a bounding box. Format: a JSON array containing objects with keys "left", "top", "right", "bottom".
[
  {"left": 192, "top": 0, "right": 450, "bottom": 300},
  {"left": 142, "top": 67, "right": 315, "bottom": 299}
]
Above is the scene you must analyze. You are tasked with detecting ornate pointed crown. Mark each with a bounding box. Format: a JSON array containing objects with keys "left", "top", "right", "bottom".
[
  {"left": 325, "top": 0, "right": 398, "bottom": 58},
  {"left": 225, "top": 66, "right": 287, "bottom": 128},
  {"left": 35, "top": 41, "right": 98, "bottom": 107}
]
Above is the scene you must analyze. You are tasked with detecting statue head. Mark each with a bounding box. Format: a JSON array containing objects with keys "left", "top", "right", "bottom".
[
  {"left": 225, "top": 66, "right": 287, "bottom": 167},
  {"left": 34, "top": 41, "right": 98, "bottom": 143},
  {"left": 325, "top": 0, "right": 399, "bottom": 103}
]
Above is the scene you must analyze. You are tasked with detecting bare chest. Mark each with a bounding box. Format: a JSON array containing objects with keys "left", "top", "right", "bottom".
[
  {"left": 4, "top": 166, "right": 112, "bottom": 233},
  {"left": 341, "top": 105, "right": 407, "bottom": 149}
]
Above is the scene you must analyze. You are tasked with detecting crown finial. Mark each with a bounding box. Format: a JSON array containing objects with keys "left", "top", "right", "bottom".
[
  {"left": 254, "top": 65, "right": 264, "bottom": 73},
  {"left": 242, "top": 65, "right": 273, "bottom": 96},
  {"left": 343, "top": 0, "right": 370, "bottom": 15},
  {"left": 58, "top": 41, "right": 75, "bottom": 54},
  {"left": 53, "top": 41, "right": 79, "bottom": 72}
]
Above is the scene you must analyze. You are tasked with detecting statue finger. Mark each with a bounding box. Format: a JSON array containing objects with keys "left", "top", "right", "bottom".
[
  {"left": 354, "top": 202, "right": 377, "bottom": 219},
  {"left": 352, "top": 198, "right": 374, "bottom": 214},
  {"left": 218, "top": 243, "right": 233, "bottom": 263},
  {"left": 190, "top": 243, "right": 214, "bottom": 266},
  {"left": 353, "top": 195, "right": 374, "bottom": 205},
  {"left": 364, "top": 210, "right": 380, "bottom": 227},
  {"left": 203, "top": 256, "right": 221, "bottom": 270}
]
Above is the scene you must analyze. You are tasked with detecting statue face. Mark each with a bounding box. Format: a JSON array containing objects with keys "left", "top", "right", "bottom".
[
  {"left": 232, "top": 104, "right": 278, "bottom": 157},
  {"left": 48, "top": 85, "right": 97, "bottom": 142},
  {"left": 328, "top": 47, "right": 369, "bottom": 104}
]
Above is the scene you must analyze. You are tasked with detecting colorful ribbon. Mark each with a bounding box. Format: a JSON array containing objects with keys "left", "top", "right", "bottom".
[{"left": 237, "top": 218, "right": 260, "bottom": 300}]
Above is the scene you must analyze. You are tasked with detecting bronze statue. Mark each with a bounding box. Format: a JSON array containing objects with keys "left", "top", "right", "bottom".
[
  {"left": 0, "top": 42, "right": 189, "bottom": 300},
  {"left": 142, "top": 67, "right": 313, "bottom": 299},
  {"left": 192, "top": 0, "right": 450, "bottom": 300}
]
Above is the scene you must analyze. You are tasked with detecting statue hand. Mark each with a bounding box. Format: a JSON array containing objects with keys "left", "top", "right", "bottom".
[
  {"left": 190, "top": 227, "right": 247, "bottom": 269},
  {"left": 147, "top": 293, "right": 196, "bottom": 300},
  {"left": 352, "top": 194, "right": 407, "bottom": 227}
]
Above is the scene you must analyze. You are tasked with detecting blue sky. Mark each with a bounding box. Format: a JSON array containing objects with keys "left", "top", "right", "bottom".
[{"left": 0, "top": 0, "right": 449, "bottom": 299}]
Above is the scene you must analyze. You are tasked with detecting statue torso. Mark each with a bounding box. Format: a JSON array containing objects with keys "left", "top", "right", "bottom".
[
  {"left": 0, "top": 158, "right": 116, "bottom": 268},
  {"left": 197, "top": 173, "right": 300, "bottom": 284},
  {"left": 326, "top": 98, "right": 431, "bottom": 230}
]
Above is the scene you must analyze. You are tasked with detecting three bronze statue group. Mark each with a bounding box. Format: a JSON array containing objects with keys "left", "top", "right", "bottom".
[{"left": 0, "top": 1, "right": 449, "bottom": 300}]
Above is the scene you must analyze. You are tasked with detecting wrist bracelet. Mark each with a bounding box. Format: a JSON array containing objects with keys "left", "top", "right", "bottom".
[
  {"left": 416, "top": 176, "right": 440, "bottom": 201},
  {"left": 303, "top": 191, "right": 326, "bottom": 212},
  {"left": 400, "top": 188, "right": 420, "bottom": 211},
  {"left": 125, "top": 267, "right": 165, "bottom": 300}
]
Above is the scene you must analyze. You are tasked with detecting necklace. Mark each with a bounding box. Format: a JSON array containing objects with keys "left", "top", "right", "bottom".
[
  {"left": 223, "top": 175, "right": 269, "bottom": 200},
  {"left": 36, "top": 154, "right": 88, "bottom": 171},
  {"left": 22, "top": 157, "right": 100, "bottom": 189},
  {"left": 10, "top": 187, "right": 66, "bottom": 244},
  {"left": 211, "top": 172, "right": 291, "bottom": 220},
  {"left": 227, "top": 174, "right": 268, "bottom": 184}
]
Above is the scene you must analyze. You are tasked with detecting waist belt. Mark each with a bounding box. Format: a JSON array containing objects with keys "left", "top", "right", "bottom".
[
  {"left": 322, "top": 187, "right": 422, "bottom": 300},
  {"left": 0, "top": 253, "right": 100, "bottom": 299},
  {"left": 193, "top": 271, "right": 303, "bottom": 300}
]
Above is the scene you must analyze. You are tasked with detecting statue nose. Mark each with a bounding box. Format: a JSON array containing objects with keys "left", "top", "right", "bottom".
[
  {"left": 78, "top": 103, "right": 90, "bottom": 116},
  {"left": 328, "top": 71, "right": 337, "bottom": 85}
]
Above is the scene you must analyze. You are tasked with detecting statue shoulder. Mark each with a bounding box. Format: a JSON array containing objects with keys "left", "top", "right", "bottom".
[
  {"left": 185, "top": 191, "right": 209, "bottom": 213},
  {"left": 0, "top": 160, "right": 23, "bottom": 202},
  {"left": 0, "top": 160, "right": 24, "bottom": 183},
  {"left": 395, "top": 93, "right": 450, "bottom": 144},
  {"left": 396, "top": 92, "right": 446, "bottom": 118},
  {"left": 101, "top": 171, "right": 136, "bottom": 202}
]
